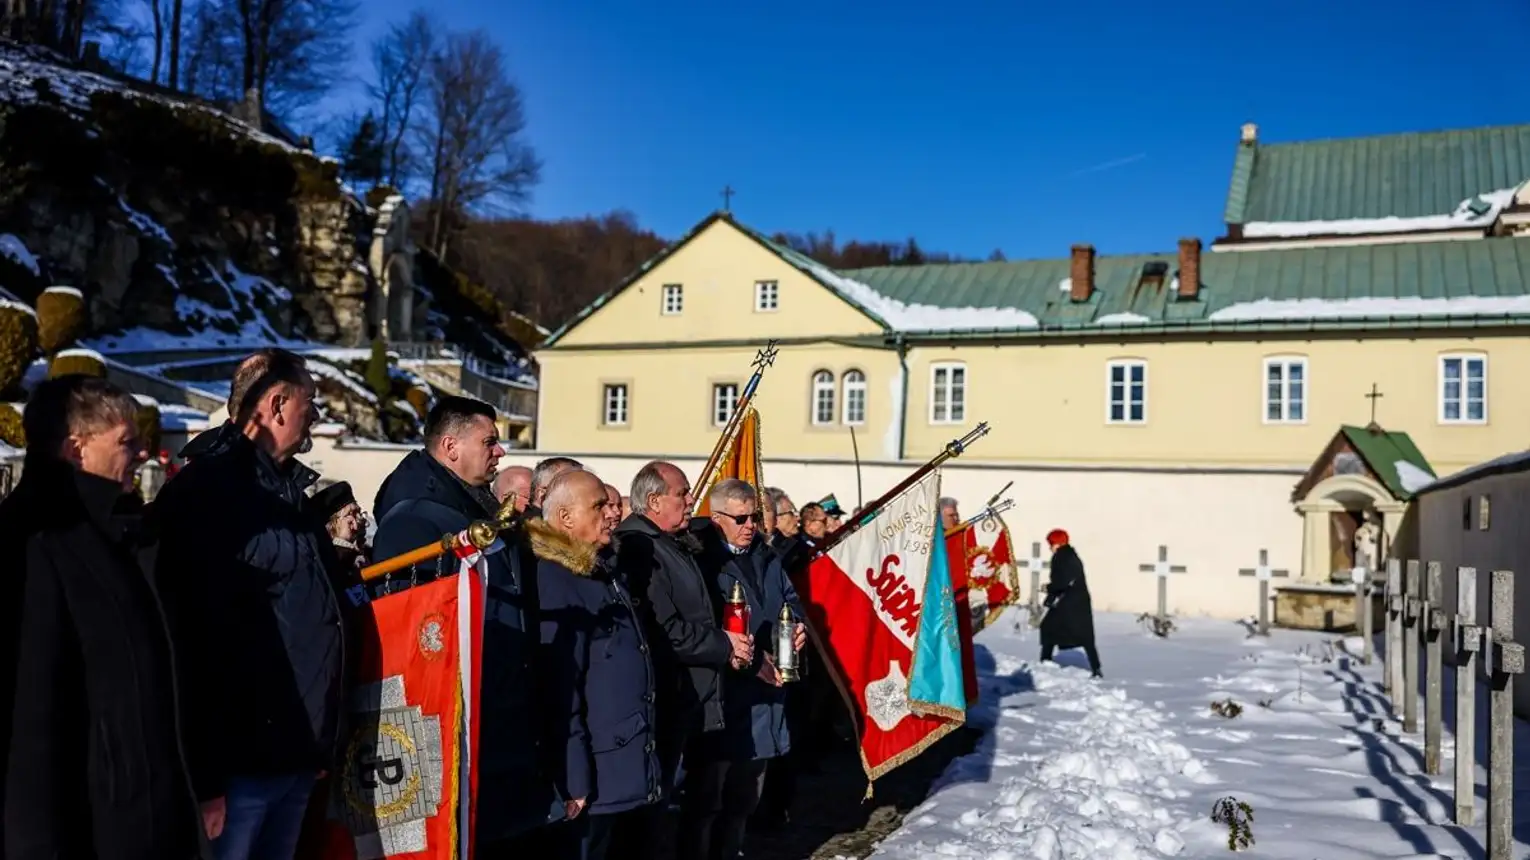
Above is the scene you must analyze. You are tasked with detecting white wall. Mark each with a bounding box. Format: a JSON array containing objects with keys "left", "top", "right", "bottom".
[{"left": 304, "top": 435, "right": 1305, "bottom": 621}]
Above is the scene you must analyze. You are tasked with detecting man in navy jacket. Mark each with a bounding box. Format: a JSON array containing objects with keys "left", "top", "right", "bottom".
[{"left": 371, "top": 396, "right": 554, "bottom": 855}]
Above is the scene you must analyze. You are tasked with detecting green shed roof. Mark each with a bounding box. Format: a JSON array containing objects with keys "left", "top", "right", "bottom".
[
  {"left": 1224, "top": 124, "right": 1530, "bottom": 226},
  {"left": 1339, "top": 425, "right": 1436, "bottom": 500}
]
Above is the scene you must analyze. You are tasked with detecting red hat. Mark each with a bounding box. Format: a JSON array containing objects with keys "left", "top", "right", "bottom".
[{"left": 1046, "top": 528, "right": 1069, "bottom": 548}]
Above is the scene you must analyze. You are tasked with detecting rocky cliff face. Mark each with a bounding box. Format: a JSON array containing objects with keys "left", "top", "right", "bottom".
[{"left": 0, "top": 43, "right": 385, "bottom": 349}]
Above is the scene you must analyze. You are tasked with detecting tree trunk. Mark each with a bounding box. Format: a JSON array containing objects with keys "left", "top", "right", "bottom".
[
  {"left": 150, "top": 0, "right": 164, "bottom": 83},
  {"left": 167, "top": 0, "right": 182, "bottom": 88}
]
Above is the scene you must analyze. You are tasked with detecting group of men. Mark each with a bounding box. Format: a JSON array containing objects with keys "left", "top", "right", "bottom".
[{"left": 0, "top": 347, "right": 832, "bottom": 860}]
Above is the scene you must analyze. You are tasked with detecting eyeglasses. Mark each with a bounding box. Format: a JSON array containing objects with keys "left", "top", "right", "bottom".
[
  {"left": 777, "top": 509, "right": 798, "bottom": 518},
  {"left": 714, "top": 511, "right": 764, "bottom": 526}
]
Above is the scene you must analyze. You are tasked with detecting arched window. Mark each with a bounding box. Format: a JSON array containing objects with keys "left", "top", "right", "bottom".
[
  {"left": 842, "top": 370, "right": 867, "bottom": 425},
  {"left": 811, "top": 370, "right": 836, "bottom": 426}
]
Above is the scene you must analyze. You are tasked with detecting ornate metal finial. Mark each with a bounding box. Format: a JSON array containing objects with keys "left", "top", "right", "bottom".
[
  {"left": 945, "top": 421, "right": 992, "bottom": 456},
  {"left": 752, "top": 340, "right": 780, "bottom": 371},
  {"left": 466, "top": 520, "right": 498, "bottom": 550}
]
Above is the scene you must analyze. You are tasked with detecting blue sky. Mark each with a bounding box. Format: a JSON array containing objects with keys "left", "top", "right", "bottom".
[{"left": 336, "top": 0, "right": 1530, "bottom": 260}]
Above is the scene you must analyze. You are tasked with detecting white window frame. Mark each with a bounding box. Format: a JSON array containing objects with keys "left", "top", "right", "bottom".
[
  {"left": 602, "top": 383, "right": 628, "bottom": 426},
  {"left": 811, "top": 370, "right": 836, "bottom": 426},
  {"left": 1105, "top": 360, "right": 1147, "bottom": 425},
  {"left": 842, "top": 369, "right": 867, "bottom": 426},
  {"left": 929, "top": 362, "right": 966, "bottom": 425},
  {"left": 661, "top": 284, "right": 683, "bottom": 315},
  {"left": 754, "top": 280, "right": 779, "bottom": 312},
  {"left": 1438, "top": 353, "right": 1488, "bottom": 425},
  {"left": 712, "top": 382, "right": 739, "bottom": 428},
  {"left": 1262, "top": 356, "right": 1308, "bottom": 424}
]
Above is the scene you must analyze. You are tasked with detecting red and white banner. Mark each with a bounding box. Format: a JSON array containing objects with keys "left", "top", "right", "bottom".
[
  {"left": 959, "top": 515, "right": 1020, "bottom": 628},
  {"left": 301, "top": 543, "right": 488, "bottom": 860},
  {"left": 795, "top": 470, "right": 964, "bottom": 782}
]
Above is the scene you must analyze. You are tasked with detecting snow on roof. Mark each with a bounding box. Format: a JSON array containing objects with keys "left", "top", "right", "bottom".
[
  {"left": 1057, "top": 277, "right": 1073, "bottom": 293},
  {"left": 132, "top": 393, "right": 159, "bottom": 406},
  {"left": 0, "top": 42, "right": 310, "bottom": 155},
  {"left": 1242, "top": 184, "right": 1523, "bottom": 239},
  {"left": 1207, "top": 295, "right": 1530, "bottom": 323},
  {"left": 798, "top": 255, "right": 1041, "bottom": 331},
  {"left": 1394, "top": 460, "right": 1436, "bottom": 494},
  {"left": 1095, "top": 312, "right": 1152, "bottom": 325},
  {"left": 42, "top": 285, "right": 83, "bottom": 299},
  {"left": 0, "top": 298, "right": 36, "bottom": 318},
  {"left": 158, "top": 402, "right": 210, "bottom": 432},
  {"left": 0, "top": 234, "right": 39, "bottom": 276},
  {"left": 55, "top": 347, "right": 105, "bottom": 361},
  {"left": 305, "top": 359, "right": 378, "bottom": 404}
]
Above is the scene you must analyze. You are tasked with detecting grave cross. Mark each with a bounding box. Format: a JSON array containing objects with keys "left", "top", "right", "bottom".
[
  {"left": 1019, "top": 541, "right": 1050, "bottom": 614},
  {"left": 1138, "top": 545, "right": 1187, "bottom": 622},
  {"left": 1365, "top": 383, "right": 1384, "bottom": 425},
  {"left": 1238, "top": 549, "right": 1289, "bottom": 636},
  {"left": 720, "top": 185, "right": 736, "bottom": 212},
  {"left": 1486, "top": 570, "right": 1524, "bottom": 859}
]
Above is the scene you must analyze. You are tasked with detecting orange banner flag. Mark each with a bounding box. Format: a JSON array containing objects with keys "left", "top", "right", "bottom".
[{"left": 696, "top": 407, "right": 765, "bottom": 516}]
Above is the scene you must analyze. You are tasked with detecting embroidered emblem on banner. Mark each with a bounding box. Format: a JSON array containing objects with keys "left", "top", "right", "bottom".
[
  {"left": 864, "top": 661, "right": 913, "bottom": 732},
  {"left": 417, "top": 613, "right": 447, "bottom": 659},
  {"left": 334, "top": 676, "right": 446, "bottom": 859}
]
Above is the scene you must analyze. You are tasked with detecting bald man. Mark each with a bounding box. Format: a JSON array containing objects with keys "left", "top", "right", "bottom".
[{"left": 494, "top": 465, "right": 533, "bottom": 512}]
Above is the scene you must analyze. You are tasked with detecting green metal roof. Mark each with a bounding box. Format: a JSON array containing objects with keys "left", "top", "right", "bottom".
[
  {"left": 1340, "top": 425, "right": 1435, "bottom": 501},
  {"left": 1224, "top": 124, "right": 1530, "bottom": 225}
]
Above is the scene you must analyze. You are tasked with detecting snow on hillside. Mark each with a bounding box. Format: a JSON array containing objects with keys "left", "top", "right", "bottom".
[{"left": 872, "top": 612, "right": 1529, "bottom": 859}]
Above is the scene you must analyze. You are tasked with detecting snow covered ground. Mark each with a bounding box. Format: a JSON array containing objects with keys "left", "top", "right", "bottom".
[{"left": 871, "top": 611, "right": 1530, "bottom": 859}]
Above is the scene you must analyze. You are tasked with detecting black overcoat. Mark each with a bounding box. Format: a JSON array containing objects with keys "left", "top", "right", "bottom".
[{"left": 1040, "top": 544, "right": 1096, "bottom": 650}]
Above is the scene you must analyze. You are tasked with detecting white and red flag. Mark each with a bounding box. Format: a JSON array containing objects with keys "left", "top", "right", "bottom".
[{"left": 795, "top": 469, "right": 966, "bottom": 784}]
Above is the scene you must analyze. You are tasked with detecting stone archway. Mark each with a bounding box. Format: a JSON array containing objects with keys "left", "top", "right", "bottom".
[{"left": 1295, "top": 472, "right": 1406, "bottom": 583}]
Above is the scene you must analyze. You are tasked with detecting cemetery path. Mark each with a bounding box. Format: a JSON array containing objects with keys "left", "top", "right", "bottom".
[{"left": 869, "top": 611, "right": 1530, "bottom": 859}]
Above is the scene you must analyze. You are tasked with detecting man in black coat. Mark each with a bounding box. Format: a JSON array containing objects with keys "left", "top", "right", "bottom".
[
  {"left": 533, "top": 470, "right": 660, "bottom": 860},
  {"left": 1, "top": 374, "right": 205, "bottom": 860},
  {"left": 1039, "top": 528, "right": 1102, "bottom": 677},
  {"left": 152, "top": 349, "right": 344, "bottom": 860},
  {"left": 614, "top": 461, "right": 753, "bottom": 855},
  {"left": 370, "top": 396, "right": 555, "bottom": 854}
]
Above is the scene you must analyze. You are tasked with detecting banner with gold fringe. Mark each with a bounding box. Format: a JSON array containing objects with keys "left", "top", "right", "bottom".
[{"left": 695, "top": 406, "right": 765, "bottom": 516}]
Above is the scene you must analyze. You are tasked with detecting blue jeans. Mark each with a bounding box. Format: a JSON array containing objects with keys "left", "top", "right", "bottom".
[{"left": 212, "top": 772, "right": 318, "bottom": 860}]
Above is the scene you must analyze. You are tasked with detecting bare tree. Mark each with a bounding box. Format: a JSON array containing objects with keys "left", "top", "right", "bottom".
[
  {"left": 368, "top": 9, "right": 435, "bottom": 190},
  {"left": 167, "top": 0, "right": 182, "bottom": 86},
  {"left": 181, "top": 0, "right": 240, "bottom": 101},
  {"left": 416, "top": 29, "right": 540, "bottom": 257}
]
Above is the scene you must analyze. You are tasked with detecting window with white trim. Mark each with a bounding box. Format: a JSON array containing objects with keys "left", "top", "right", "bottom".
[
  {"left": 1263, "top": 356, "right": 1306, "bottom": 423},
  {"left": 1439, "top": 354, "right": 1487, "bottom": 424},
  {"left": 712, "top": 383, "right": 739, "bottom": 427},
  {"left": 1106, "top": 360, "right": 1146, "bottom": 424},
  {"left": 929, "top": 363, "right": 966, "bottom": 424},
  {"left": 602, "top": 384, "right": 628, "bottom": 426},
  {"left": 754, "top": 280, "right": 779, "bottom": 312},
  {"left": 811, "top": 371, "right": 836, "bottom": 426},
  {"left": 661, "top": 284, "right": 683, "bottom": 315},
  {"left": 842, "top": 370, "right": 867, "bottom": 425}
]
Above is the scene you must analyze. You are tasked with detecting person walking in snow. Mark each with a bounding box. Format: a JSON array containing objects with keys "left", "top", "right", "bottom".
[{"left": 1039, "top": 529, "right": 1102, "bottom": 678}]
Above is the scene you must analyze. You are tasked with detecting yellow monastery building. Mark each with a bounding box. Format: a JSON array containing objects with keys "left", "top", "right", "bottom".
[{"left": 528, "top": 120, "right": 1530, "bottom": 622}]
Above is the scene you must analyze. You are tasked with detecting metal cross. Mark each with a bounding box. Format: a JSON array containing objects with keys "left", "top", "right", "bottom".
[
  {"left": 1139, "top": 545, "right": 1187, "bottom": 579},
  {"left": 1019, "top": 541, "right": 1050, "bottom": 611},
  {"left": 1238, "top": 548, "right": 1289, "bottom": 582},
  {"left": 721, "top": 185, "right": 735, "bottom": 212},
  {"left": 1366, "top": 383, "right": 1384, "bottom": 424},
  {"left": 751, "top": 339, "right": 779, "bottom": 370}
]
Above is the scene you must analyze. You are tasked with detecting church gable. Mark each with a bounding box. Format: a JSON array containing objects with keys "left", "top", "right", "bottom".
[
  {"left": 1292, "top": 424, "right": 1437, "bottom": 503},
  {"left": 540, "top": 213, "right": 891, "bottom": 348}
]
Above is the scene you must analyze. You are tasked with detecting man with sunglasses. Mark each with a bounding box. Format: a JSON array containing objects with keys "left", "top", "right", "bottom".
[{"left": 680, "top": 480, "right": 805, "bottom": 860}]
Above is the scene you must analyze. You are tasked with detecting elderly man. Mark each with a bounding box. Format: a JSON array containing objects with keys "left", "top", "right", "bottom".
[
  {"left": 682, "top": 479, "right": 805, "bottom": 860},
  {"left": 533, "top": 470, "right": 659, "bottom": 860},
  {"left": 529, "top": 456, "right": 584, "bottom": 517},
  {"left": 940, "top": 497, "right": 961, "bottom": 531},
  {"left": 615, "top": 462, "right": 752, "bottom": 855},
  {"left": 494, "top": 464, "right": 533, "bottom": 512},
  {"left": 764, "top": 487, "right": 797, "bottom": 540},
  {"left": 2, "top": 375, "right": 203, "bottom": 860},
  {"left": 601, "top": 482, "right": 623, "bottom": 535},
  {"left": 372, "top": 396, "right": 553, "bottom": 854},
  {"left": 153, "top": 348, "right": 343, "bottom": 860}
]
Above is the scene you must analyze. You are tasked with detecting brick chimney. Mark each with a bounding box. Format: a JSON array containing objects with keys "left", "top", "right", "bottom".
[
  {"left": 1177, "top": 238, "right": 1201, "bottom": 300},
  {"left": 1069, "top": 244, "right": 1094, "bottom": 302}
]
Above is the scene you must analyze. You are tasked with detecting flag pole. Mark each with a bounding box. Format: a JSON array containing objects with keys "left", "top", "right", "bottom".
[
  {"left": 358, "top": 497, "right": 519, "bottom": 582},
  {"left": 848, "top": 425, "right": 864, "bottom": 510},
  {"left": 694, "top": 340, "right": 779, "bottom": 498},
  {"left": 816, "top": 422, "right": 991, "bottom": 556}
]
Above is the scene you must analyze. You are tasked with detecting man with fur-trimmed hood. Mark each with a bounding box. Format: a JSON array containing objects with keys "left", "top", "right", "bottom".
[{"left": 533, "top": 470, "right": 661, "bottom": 860}]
